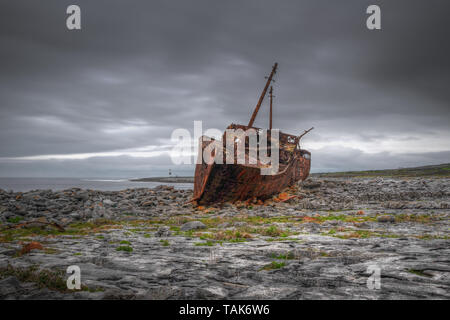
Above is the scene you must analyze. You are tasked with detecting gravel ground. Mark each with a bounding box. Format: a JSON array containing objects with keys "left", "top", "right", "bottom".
[{"left": 0, "top": 177, "right": 449, "bottom": 299}]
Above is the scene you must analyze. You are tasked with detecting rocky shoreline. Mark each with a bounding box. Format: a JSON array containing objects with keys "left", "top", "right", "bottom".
[
  {"left": 0, "top": 177, "right": 449, "bottom": 299},
  {"left": 130, "top": 177, "right": 194, "bottom": 183}
]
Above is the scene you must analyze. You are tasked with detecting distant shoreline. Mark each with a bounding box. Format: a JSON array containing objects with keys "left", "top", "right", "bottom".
[
  {"left": 130, "top": 176, "right": 194, "bottom": 183},
  {"left": 130, "top": 163, "right": 450, "bottom": 182},
  {"left": 311, "top": 163, "right": 450, "bottom": 178}
]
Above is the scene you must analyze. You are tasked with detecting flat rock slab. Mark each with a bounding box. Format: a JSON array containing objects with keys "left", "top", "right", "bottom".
[
  {"left": 0, "top": 177, "right": 449, "bottom": 299},
  {"left": 180, "top": 221, "right": 206, "bottom": 231}
]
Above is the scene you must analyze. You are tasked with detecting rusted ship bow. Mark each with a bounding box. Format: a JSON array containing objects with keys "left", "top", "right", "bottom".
[{"left": 193, "top": 63, "right": 312, "bottom": 204}]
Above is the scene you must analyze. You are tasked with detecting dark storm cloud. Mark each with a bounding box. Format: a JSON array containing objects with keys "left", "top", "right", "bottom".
[{"left": 0, "top": 0, "right": 449, "bottom": 175}]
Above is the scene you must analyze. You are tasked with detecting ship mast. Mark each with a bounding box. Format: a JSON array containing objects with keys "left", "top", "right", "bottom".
[
  {"left": 269, "top": 86, "right": 273, "bottom": 130},
  {"left": 248, "top": 63, "right": 278, "bottom": 128}
]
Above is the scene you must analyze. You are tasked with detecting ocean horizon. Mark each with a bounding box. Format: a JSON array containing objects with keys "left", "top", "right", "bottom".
[{"left": 0, "top": 177, "right": 193, "bottom": 192}]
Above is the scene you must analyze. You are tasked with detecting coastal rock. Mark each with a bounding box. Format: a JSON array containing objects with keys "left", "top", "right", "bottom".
[
  {"left": 377, "top": 215, "right": 396, "bottom": 223},
  {"left": 217, "top": 222, "right": 230, "bottom": 228},
  {"left": 180, "top": 221, "right": 206, "bottom": 231},
  {"left": 0, "top": 176, "right": 449, "bottom": 300},
  {"left": 233, "top": 221, "right": 247, "bottom": 227},
  {"left": 0, "top": 276, "right": 23, "bottom": 298},
  {"left": 103, "top": 199, "right": 114, "bottom": 206},
  {"left": 155, "top": 226, "right": 171, "bottom": 237},
  {"left": 302, "top": 180, "right": 322, "bottom": 189}
]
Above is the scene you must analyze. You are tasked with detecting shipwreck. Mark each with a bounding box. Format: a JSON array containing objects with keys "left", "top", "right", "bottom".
[{"left": 193, "top": 63, "right": 313, "bottom": 204}]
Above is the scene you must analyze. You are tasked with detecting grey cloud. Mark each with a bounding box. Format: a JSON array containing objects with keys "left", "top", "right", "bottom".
[
  {"left": 312, "top": 148, "right": 450, "bottom": 172},
  {"left": 0, "top": 0, "right": 449, "bottom": 176}
]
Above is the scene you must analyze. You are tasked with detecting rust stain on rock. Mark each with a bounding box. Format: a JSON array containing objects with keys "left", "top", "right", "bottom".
[{"left": 21, "top": 241, "right": 44, "bottom": 255}]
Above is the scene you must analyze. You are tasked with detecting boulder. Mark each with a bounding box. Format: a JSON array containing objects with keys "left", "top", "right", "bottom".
[{"left": 180, "top": 221, "right": 206, "bottom": 231}]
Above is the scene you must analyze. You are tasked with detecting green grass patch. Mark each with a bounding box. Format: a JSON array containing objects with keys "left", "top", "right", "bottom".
[
  {"left": 395, "top": 214, "right": 433, "bottom": 223},
  {"left": 0, "top": 264, "right": 88, "bottom": 292},
  {"left": 194, "top": 240, "right": 216, "bottom": 246},
  {"left": 0, "top": 264, "right": 67, "bottom": 291},
  {"left": 183, "top": 230, "right": 194, "bottom": 237},
  {"left": 271, "top": 252, "right": 296, "bottom": 260},
  {"left": 0, "top": 219, "right": 121, "bottom": 243},
  {"left": 116, "top": 245, "right": 133, "bottom": 252},
  {"left": 407, "top": 269, "right": 432, "bottom": 277},
  {"left": 196, "top": 229, "right": 252, "bottom": 242},
  {"left": 260, "top": 261, "right": 286, "bottom": 271},
  {"left": 7, "top": 217, "right": 23, "bottom": 223},
  {"left": 314, "top": 214, "right": 375, "bottom": 224},
  {"left": 263, "top": 226, "right": 282, "bottom": 237},
  {"left": 0, "top": 264, "right": 104, "bottom": 292},
  {"left": 415, "top": 234, "right": 450, "bottom": 240},
  {"left": 265, "top": 237, "right": 300, "bottom": 242},
  {"left": 326, "top": 229, "right": 401, "bottom": 239}
]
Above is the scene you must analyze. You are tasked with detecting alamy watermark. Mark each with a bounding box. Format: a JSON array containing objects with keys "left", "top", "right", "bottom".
[
  {"left": 366, "top": 5, "right": 381, "bottom": 30},
  {"left": 66, "top": 5, "right": 81, "bottom": 30},
  {"left": 66, "top": 265, "right": 81, "bottom": 290},
  {"left": 171, "top": 121, "right": 280, "bottom": 175},
  {"left": 65, "top": 4, "right": 380, "bottom": 32},
  {"left": 366, "top": 265, "right": 381, "bottom": 290}
]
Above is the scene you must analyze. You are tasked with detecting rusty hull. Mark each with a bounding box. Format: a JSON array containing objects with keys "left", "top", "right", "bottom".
[
  {"left": 192, "top": 63, "right": 312, "bottom": 204},
  {"left": 193, "top": 124, "right": 311, "bottom": 205}
]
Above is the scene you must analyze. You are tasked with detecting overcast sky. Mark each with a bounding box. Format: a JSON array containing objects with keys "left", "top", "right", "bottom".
[{"left": 0, "top": 0, "right": 449, "bottom": 177}]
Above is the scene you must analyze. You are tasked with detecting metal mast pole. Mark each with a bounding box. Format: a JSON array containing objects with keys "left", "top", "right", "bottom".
[
  {"left": 248, "top": 62, "right": 278, "bottom": 127},
  {"left": 269, "top": 86, "right": 273, "bottom": 130}
]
